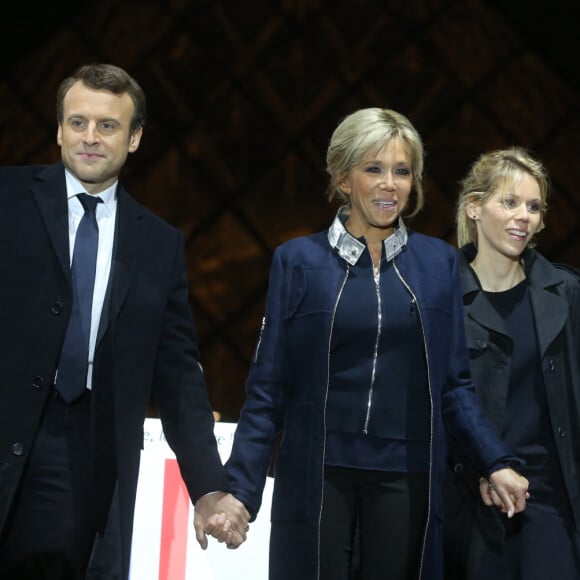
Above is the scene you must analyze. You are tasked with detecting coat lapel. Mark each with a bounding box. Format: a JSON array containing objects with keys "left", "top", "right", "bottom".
[
  {"left": 460, "top": 246, "right": 569, "bottom": 355},
  {"left": 530, "top": 288, "right": 567, "bottom": 357},
  {"left": 32, "top": 163, "right": 71, "bottom": 281},
  {"left": 525, "top": 251, "right": 568, "bottom": 358},
  {"left": 466, "top": 291, "right": 508, "bottom": 336},
  {"left": 459, "top": 249, "right": 508, "bottom": 337},
  {"left": 96, "top": 186, "right": 144, "bottom": 346}
]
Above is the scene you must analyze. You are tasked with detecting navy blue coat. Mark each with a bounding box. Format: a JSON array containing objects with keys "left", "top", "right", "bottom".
[
  {"left": 227, "top": 220, "right": 518, "bottom": 580},
  {"left": 0, "top": 163, "right": 228, "bottom": 578}
]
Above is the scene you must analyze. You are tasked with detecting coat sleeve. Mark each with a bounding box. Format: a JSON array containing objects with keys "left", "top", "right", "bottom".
[
  {"left": 441, "top": 249, "right": 523, "bottom": 477},
  {"left": 225, "top": 246, "right": 287, "bottom": 520},
  {"left": 152, "top": 231, "right": 229, "bottom": 502}
]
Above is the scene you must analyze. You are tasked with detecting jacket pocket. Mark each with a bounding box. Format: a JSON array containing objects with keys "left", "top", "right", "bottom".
[{"left": 285, "top": 266, "right": 334, "bottom": 320}]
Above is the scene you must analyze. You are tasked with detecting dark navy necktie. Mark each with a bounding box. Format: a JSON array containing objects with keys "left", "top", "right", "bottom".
[{"left": 55, "top": 193, "right": 102, "bottom": 403}]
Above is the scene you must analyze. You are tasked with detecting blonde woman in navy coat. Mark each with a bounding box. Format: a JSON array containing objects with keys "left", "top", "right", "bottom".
[
  {"left": 445, "top": 147, "right": 580, "bottom": 579},
  {"left": 219, "top": 109, "right": 529, "bottom": 580}
]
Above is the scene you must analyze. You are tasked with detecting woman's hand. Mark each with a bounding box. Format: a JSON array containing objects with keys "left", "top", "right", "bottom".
[{"left": 479, "top": 468, "right": 530, "bottom": 518}]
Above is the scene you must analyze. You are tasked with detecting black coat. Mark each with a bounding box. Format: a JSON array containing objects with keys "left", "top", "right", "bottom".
[
  {"left": 0, "top": 162, "right": 228, "bottom": 578},
  {"left": 445, "top": 244, "right": 580, "bottom": 577}
]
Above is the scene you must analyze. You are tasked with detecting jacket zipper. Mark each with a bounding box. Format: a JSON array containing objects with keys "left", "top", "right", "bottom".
[
  {"left": 316, "top": 264, "right": 350, "bottom": 580},
  {"left": 393, "top": 261, "right": 433, "bottom": 580},
  {"left": 253, "top": 316, "right": 266, "bottom": 363},
  {"left": 363, "top": 266, "right": 382, "bottom": 434}
]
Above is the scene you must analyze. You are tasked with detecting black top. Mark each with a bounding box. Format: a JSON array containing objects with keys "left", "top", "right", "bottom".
[{"left": 484, "top": 280, "right": 558, "bottom": 467}]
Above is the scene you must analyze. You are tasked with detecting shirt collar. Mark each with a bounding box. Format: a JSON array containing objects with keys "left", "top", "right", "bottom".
[
  {"left": 64, "top": 169, "right": 117, "bottom": 208},
  {"left": 327, "top": 205, "right": 408, "bottom": 265}
]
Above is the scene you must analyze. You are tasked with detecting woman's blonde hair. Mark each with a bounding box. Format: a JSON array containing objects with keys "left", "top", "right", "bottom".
[
  {"left": 326, "top": 108, "right": 425, "bottom": 218},
  {"left": 456, "top": 147, "right": 549, "bottom": 247}
]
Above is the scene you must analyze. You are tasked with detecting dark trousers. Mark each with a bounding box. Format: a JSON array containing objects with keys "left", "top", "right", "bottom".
[
  {"left": 0, "top": 390, "right": 98, "bottom": 580},
  {"left": 320, "top": 466, "right": 429, "bottom": 580}
]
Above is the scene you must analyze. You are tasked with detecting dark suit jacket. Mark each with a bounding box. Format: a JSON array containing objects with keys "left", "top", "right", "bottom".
[{"left": 0, "top": 162, "right": 229, "bottom": 577}]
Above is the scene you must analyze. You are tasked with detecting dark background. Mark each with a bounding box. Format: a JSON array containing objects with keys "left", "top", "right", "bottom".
[{"left": 1, "top": 0, "right": 578, "bottom": 420}]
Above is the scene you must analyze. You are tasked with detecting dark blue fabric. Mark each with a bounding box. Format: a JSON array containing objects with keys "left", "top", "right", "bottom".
[
  {"left": 0, "top": 391, "right": 95, "bottom": 580},
  {"left": 325, "top": 246, "right": 430, "bottom": 472},
  {"left": 55, "top": 194, "right": 101, "bottom": 403},
  {"left": 0, "top": 162, "right": 231, "bottom": 580},
  {"left": 227, "top": 227, "right": 521, "bottom": 580}
]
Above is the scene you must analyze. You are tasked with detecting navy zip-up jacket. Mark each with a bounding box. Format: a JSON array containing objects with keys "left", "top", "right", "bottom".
[{"left": 227, "top": 214, "right": 520, "bottom": 580}]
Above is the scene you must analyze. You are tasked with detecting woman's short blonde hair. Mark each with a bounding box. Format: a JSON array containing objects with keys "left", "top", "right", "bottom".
[
  {"left": 326, "top": 108, "right": 425, "bottom": 218},
  {"left": 456, "top": 147, "right": 549, "bottom": 247}
]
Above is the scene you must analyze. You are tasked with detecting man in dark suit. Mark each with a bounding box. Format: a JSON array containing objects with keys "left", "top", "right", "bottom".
[{"left": 0, "top": 63, "right": 248, "bottom": 579}]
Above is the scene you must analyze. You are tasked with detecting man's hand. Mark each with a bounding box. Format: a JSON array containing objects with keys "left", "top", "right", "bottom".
[
  {"left": 194, "top": 492, "right": 250, "bottom": 549},
  {"left": 479, "top": 468, "right": 530, "bottom": 518}
]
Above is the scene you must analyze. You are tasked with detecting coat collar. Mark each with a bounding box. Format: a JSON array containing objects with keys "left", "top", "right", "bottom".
[
  {"left": 459, "top": 243, "right": 570, "bottom": 355},
  {"left": 459, "top": 243, "right": 568, "bottom": 293},
  {"left": 327, "top": 205, "right": 408, "bottom": 265}
]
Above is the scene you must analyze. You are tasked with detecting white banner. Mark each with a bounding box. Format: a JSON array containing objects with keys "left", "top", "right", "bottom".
[{"left": 130, "top": 419, "right": 272, "bottom": 580}]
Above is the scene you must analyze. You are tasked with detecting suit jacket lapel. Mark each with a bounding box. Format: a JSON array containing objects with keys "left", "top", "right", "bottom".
[
  {"left": 32, "top": 163, "right": 71, "bottom": 281},
  {"left": 96, "top": 185, "right": 143, "bottom": 346}
]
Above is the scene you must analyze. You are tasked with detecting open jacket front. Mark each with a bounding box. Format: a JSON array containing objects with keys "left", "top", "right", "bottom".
[
  {"left": 226, "top": 215, "right": 519, "bottom": 580},
  {"left": 446, "top": 244, "right": 580, "bottom": 568},
  {"left": 0, "top": 163, "right": 228, "bottom": 578}
]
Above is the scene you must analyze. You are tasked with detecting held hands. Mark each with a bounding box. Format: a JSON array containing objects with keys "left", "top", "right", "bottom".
[
  {"left": 194, "top": 492, "right": 250, "bottom": 550},
  {"left": 479, "top": 468, "right": 530, "bottom": 518}
]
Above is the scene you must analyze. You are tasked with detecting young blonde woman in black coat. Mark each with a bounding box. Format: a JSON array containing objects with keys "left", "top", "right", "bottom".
[{"left": 445, "top": 147, "right": 580, "bottom": 579}]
